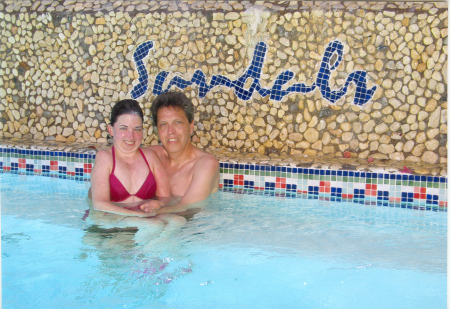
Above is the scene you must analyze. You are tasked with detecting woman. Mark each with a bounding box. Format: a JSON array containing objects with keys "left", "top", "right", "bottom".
[{"left": 90, "top": 99, "right": 171, "bottom": 216}]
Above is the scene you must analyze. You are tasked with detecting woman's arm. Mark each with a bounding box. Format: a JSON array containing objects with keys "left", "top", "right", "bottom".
[{"left": 90, "top": 149, "right": 156, "bottom": 217}]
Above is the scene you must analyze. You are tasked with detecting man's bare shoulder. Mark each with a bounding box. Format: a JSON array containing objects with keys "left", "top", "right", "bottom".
[
  {"left": 141, "top": 146, "right": 161, "bottom": 160},
  {"left": 144, "top": 145, "right": 165, "bottom": 156},
  {"left": 193, "top": 147, "right": 219, "bottom": 164},
  {"left": 192, "top": 148, "right": 219, "bottom": 176},
  {"left": 145, "top": 144, "right": 164, "bottom": 151}
]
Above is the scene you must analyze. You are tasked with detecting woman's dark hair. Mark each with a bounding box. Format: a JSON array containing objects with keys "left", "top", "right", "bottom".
[
  {"left": 150, "top": 91, "right": 194, "bottom": 125},
  {"left": 110, "top": 99, "right": 144, "bottom": 126}
]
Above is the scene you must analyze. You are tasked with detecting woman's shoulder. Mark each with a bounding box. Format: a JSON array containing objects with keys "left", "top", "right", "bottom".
[
  {"left": 94, "top": 148, "right": 113, "bottom": 163},
  {"left": 91, "top": 148, "right": 113, "bottom": 174}
]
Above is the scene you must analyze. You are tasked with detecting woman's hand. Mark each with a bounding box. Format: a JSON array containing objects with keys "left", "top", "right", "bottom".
[
  {"left": 135, "top": 211, "right": 158, "bottom": 218},
  {"left": 140, "top": 200, "right": 163, "bottom": 213}
]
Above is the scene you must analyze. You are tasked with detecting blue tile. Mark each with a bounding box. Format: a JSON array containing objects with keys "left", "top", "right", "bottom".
[{"left": 286, "top": 184, "right": 297, "bottom": 192}]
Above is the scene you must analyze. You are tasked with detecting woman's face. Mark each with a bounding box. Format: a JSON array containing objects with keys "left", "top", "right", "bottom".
[{"left": 107, "top": 113, "right": 144, "bottom": 154}]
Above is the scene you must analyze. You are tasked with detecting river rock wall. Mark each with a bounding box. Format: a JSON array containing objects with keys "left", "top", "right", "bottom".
[{"left": 0, "top": 1, "right": 447, "bottom": 164}]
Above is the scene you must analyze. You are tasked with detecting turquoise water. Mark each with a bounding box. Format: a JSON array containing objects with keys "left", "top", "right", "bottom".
[{"left": 1, "top": 173, "right": 447, "bottom": 308}]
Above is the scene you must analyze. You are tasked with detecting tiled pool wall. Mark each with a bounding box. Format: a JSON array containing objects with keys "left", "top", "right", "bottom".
[{"left": 0, "top": 146, "right": 447, "bottom": 211}]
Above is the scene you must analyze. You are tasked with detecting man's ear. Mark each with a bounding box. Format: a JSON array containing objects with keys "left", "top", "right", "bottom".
[{"left": 190, "top": 121, "right": 194, "bottom": 136}]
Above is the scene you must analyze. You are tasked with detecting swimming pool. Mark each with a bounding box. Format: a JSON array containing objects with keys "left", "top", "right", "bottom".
[{"left": 1, "top": 173, "right": 447, "bottom": 308}]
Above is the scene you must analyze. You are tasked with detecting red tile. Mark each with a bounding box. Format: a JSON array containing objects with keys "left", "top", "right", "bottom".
[
  {"left": 366, "top": 184, "right": 377, "bottom": 190},
  {"left": 234, "top": 175, "right": 244, "bottom": 185},
  {"left": 276, "top": 182, "right": 286, "bottom": 189},
  {"left": 367, "top": 190, "right": 377, "bottom": 197},
  {"left": 319, "top": 187, "right": 331, "bottom": 193}
]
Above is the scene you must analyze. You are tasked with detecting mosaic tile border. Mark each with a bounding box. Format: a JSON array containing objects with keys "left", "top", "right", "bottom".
[
  {"left": 0, "top": 147, "right": 447, "bottom": 212},
  {"left": 220, "top": 163, "right": 447, "bottom": 212},
  {"left": 0, "top": 147, "right": 95, "bottom": 181}
]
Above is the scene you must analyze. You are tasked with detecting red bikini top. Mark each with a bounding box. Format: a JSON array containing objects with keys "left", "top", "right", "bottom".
[{"left": 109, "top": 146, "right": 157, "bottom": 202}]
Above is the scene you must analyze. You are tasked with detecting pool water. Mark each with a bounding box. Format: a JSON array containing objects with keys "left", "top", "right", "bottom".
[{"left": 1, "top": 174, "right": 447, "bottom": 308}]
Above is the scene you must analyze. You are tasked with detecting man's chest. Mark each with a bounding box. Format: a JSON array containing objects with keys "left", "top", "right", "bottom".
[{"left": 163, "top": 161, "right": 195, "bottom": 195}]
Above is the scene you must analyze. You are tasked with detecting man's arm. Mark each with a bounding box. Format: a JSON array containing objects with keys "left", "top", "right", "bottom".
[{"left": 156, "top": 154, "right": 219, "bottom": 214}]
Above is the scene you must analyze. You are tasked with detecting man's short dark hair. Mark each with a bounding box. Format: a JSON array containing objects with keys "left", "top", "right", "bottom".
[{"left": 151, "top": 91, "right": 194, "bottom": 125}]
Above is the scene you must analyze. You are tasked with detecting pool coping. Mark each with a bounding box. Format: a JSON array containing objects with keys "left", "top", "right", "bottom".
[{"left": 0, "top": 138, "right": 447, "bottom": 212}]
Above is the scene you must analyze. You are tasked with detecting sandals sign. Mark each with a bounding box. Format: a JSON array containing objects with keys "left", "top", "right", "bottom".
[{"left": 130, "top": 40, "right": 377, "bottom": 106}]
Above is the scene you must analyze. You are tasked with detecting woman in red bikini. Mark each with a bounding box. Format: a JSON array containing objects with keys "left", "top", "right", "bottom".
[{"left": 90, "top": 99, "right": 171, "bottom": 217}]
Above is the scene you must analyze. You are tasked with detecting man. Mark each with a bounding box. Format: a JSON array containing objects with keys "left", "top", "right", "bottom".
[{"left": 146, "top": 91, "right": 220, "bottom": 214}]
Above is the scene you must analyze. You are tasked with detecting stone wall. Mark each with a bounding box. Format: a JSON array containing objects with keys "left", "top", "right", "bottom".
[{"left": 0, "top": 1, "right": 447, "bottom": 164}]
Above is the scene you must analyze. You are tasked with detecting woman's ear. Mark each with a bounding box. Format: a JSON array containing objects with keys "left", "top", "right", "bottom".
[{"left": 107, "top": 124, "right": 113, "bottom": 136}]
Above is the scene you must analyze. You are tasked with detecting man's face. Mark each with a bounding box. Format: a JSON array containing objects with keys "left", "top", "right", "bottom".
[{"left": 156, "top": 106, "right": 194, "bottom": 155}]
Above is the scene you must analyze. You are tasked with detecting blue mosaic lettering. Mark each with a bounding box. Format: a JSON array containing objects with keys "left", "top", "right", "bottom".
[
  {"left": 130, "top": 41, "right": 154, "bottom": 99},
  {"left": 130, "top": 40, "right": 376, "bottom": 106}
]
